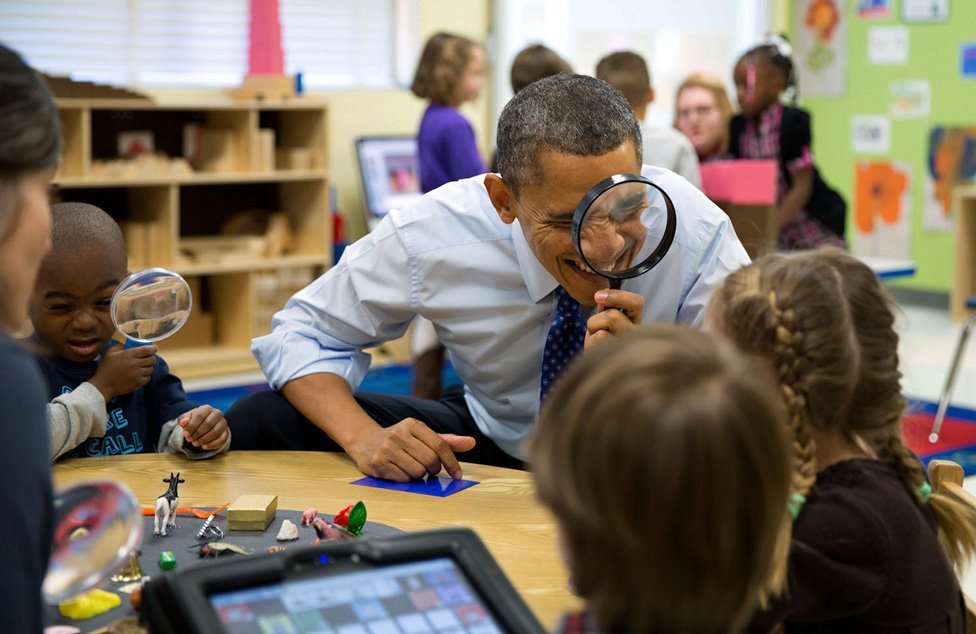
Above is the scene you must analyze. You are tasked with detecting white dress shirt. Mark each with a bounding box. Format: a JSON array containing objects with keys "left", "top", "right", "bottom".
[
  {"left": 252, "top": 165, "right": 749, "bottom": 459},
  {"left": 642, "top": 124, "right": 702, "bottom": 189}
]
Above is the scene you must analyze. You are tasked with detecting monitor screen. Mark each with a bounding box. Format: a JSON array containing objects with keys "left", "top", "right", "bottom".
[
  {"left": 355, "top": 136, "right": 423, "bottom": 220},
  {"left": 209, "top": 556, "right": 505, "bottom": 634}
]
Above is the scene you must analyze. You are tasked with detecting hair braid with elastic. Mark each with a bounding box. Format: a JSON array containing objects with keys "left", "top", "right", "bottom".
[{"left": 767, "top": 290, "right": 818, "bottom": 501}]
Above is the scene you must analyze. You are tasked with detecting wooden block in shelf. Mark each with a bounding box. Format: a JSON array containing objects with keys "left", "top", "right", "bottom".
[
  {"left": 257, "top": 129, "right": 276, "bottom": 172},
  {"left": 163, "top": 311, "right": 214, "bottom": 348},
  {"left": 276, "top": 147, "right": 319, "bottom": 170},
  {"left": 180, "top": 236, "right": 268, "bottom": 264}
]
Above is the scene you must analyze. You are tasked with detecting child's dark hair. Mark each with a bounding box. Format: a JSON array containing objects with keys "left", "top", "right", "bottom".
[
  {"left": 510, "top": 44, "right": 571, "bottom": 93},
  {"left": 531, "top": 325, "right": 792, "bottom": 632},
  {"left": 744, "top": 34, "right": 798, "bottom": 104},
  {"left": 410, "top": 32, "right": 479, "bottom": 106},
  {"left": 594, "top": 50, "right": 650, "bottom": 112}
]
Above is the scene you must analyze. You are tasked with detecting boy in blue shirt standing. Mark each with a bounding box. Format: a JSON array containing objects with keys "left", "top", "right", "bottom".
[{"left": 30, "top": 202, "right": 230, "bottom": 460}]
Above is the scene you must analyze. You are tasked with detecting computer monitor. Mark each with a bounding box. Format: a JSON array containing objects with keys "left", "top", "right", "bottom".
[{"left": 355, "top": 136, "right": 423, "bottom": 229}]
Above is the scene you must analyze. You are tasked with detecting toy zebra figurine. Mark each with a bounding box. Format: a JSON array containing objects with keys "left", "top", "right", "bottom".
[{"left": 154, "top": 472, "right": 185, "bottom": 537}]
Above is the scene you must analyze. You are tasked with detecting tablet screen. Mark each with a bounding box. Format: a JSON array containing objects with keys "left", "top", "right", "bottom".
[{"left": 209, "top": 556, "right": 504, "bottom": 634}]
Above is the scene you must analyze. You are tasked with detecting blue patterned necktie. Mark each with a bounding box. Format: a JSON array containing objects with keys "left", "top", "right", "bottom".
[{"left": 540, "top": 286, "right": 587, "bottom": 403}]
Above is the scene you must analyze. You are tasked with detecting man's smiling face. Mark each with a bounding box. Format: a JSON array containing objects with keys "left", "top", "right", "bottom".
[{"left": 495, "top": 141, "right": 643, "bottom": 305}]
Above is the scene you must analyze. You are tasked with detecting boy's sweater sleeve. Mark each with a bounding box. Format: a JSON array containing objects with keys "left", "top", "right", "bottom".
[
  {"left": 157, "top": 418, "right": 231, "bottom": 459},
  {"left": 48, "top": 382, "right": 107, "bottom": 460}
]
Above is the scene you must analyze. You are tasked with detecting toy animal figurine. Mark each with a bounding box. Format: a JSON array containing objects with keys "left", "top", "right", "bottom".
[
  {"left": 301, "top": 507, "right": 318, "bottom": 526},
  {"left": 154, "top": 472, "right": 185, "bottom": 537}
]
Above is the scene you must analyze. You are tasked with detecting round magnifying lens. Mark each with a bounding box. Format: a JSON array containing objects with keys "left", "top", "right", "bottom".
[
  {"left": 110, "top": 267, "right": 192, "bottom": 346},
  {"left": 571, "top": 174, "right": 677, "bottom": 290},
  {"left": 43, "top": 481, "right": 143, "bottom": 603}
]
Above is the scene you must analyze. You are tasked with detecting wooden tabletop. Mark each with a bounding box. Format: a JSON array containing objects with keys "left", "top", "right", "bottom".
[{"left": 53, "top": 451, "right": 581, "bottom": 629}]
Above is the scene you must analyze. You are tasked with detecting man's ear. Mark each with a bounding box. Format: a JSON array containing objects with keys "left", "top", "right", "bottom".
[
  {"left": 484, "top": 173, "right": 517, "bottom": 225},
  {"left": 646, "top": 86, "right": 655, "bottom": 106}
]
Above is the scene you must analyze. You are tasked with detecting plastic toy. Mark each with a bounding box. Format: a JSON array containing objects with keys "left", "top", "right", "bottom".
[
  {"left": 301, "top": 507, "right": 318, "bottom": 526},
  {"left": 333, "top": 501, "right": 367, "bottom": 536},
  {"left": 154, "top": 472, "right": 184, "bottom": 537},
  {"left": 58, "top": 588, "right": 121, "bottom": 620},
  {"left": 159, "top": 551, "right": 176, "bottom": 570}
]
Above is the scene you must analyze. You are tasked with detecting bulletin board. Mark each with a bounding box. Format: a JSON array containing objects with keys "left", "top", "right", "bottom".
[{"left": 790, "top": 0, "right": 976, "bottom": 291}]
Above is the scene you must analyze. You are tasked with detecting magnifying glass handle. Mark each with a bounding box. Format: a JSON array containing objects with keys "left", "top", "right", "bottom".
[
  {"left": 124, "top": 338, "right": 151, "bottom": 349},
  {"left": 609, "top": 279, "right": 622, "bottom": 291}
]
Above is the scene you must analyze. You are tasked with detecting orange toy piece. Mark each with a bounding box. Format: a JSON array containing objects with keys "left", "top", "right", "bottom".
[{"left": 140, "top": 502, "right": 229, "bottom": 519}]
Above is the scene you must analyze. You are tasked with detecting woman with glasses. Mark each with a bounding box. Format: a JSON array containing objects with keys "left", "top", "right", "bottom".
[{"left": 673, "top": 73, "right": 734, "bottom": 163}]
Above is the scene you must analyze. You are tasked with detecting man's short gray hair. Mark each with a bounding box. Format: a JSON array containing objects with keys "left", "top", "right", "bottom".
[{"left": 495, "top": 73, "right": 642, "bottom": 196}]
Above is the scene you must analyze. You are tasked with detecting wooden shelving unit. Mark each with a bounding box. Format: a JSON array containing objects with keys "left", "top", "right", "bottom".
[{"left": 53, "top": 97, "right": 331, "bottom": 379}]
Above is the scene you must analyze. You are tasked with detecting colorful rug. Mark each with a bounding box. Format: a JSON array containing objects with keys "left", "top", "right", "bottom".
[{"left": 903, "top": 400, "right": 976, "bottom": 475}]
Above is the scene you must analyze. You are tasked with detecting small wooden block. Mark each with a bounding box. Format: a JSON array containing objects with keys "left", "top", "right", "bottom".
[{"left": 228, "top": 494, "right": 278, "bottom": 531}]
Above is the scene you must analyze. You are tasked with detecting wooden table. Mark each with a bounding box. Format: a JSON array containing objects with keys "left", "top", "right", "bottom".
[{"left": 53, "top": 451, "right": 580, "bottom": 629}]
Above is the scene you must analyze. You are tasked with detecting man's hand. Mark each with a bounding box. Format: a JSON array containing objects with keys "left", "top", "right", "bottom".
[
  {"left": 89, "top": 344, "right": 157, "bottom": 402},
  {"left": 179, "top": 405, "right": 229, "bottom": 451},
  {"left": 347, "top": 418, "right": 476, "bottom": 482},
  {"left": 584, "top": 288, "right": 644, "bottom": 352}
]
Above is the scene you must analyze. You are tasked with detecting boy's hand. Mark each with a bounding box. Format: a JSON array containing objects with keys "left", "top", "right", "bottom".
[
  {"left": 89, "top": 344, "right": 157, "bottom": 401},
  {"left": 584, "top": 288, "right": 644, "bottom": 352},
  {"left": 179, "top": 405, "right": 229, "bottom": 451}
]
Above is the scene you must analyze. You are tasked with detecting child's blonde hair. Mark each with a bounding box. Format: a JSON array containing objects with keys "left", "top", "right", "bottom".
[
  {"left": 410, "top": 32, "right": 479, "bottom": 107},
  {"left": 812, "top": 249, "right": 976, "bottom": 568},
  {"left": 711, "top": 253, "right": 860, "bottom": 507},
  {"left": 531, "top": 325, "right": 792, "bottom": 632}
]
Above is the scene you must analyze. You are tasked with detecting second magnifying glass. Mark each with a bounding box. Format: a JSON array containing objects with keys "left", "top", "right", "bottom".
[
  {"left": 571, "top": 174, "right": 677, "bottom": 290},
  {"left": 110, "top": 267, "right": 193, "bottom": 348}
]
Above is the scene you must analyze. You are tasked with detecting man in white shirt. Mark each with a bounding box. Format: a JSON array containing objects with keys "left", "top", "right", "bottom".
[
  {"left": 228, "top": 74, "right": 748, "bottom": 481},
  {"left": 596, "top": 50, "right": 702, "bottom": 188}
]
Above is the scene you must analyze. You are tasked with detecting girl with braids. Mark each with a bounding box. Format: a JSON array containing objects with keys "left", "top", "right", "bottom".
[
  {"left": 729, "top": 36, "right": 847, "bottom": 251},
  {"left": 710, "top": 251, "right": 968, "bottom": 632}
]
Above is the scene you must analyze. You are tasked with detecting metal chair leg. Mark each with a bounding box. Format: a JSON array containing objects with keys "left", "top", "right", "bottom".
[{"left": 930, "top": 312, "right": 976, "bottom": 442}]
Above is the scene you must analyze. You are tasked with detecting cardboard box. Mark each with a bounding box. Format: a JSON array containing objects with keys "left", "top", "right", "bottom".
[{"left": 228, "top": 494, "right": 278, "bottom": 531}]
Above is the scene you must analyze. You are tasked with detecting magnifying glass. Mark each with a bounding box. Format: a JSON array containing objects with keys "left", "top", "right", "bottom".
[
  {"left": 111, "top": 267, "right": 193, "bottom": 348},
  {"left": 571, "top": 174, "right": 677, "bottom": 290},
  {"left": 43, "top": 481, "right": 144, "bottom": 603}
]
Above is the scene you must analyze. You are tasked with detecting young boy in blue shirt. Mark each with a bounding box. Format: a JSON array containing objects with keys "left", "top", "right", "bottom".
[{"left": 30, "top": 202, "right": 230, "bottom": 460}]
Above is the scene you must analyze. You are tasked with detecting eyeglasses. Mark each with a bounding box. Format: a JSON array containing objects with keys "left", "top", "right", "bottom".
[{"left": 676, "top": 104, "right": 717, "bottom": 121}]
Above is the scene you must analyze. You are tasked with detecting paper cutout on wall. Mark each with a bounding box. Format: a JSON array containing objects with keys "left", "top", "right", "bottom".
[
  {"left": 857, "top": 0, "right": 891, "bottom": 19},
  {"left": 794, "top": 0, "right": 846, "bottom": 97},
  {"left": 925, "top": 126, "right": 976, "bottom": 232},
  {"left": 851, "top": 115, "right": 891, "bottom": 154},
  {"left": 868, "top": 26, "right": 909, "bottom": 65},
  {"left": 854, "top": 161, "right": 911, "bottom": 259},
  {"left": 889, "top": 80, "right": 930, "bottom": 119}
]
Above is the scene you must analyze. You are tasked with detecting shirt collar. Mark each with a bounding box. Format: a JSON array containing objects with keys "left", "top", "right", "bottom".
[{"left": 511, "top": 218, "right": 559, "bottom": 303}]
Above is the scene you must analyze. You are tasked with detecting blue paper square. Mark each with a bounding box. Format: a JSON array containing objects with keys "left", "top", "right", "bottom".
[
  {"left": 351, "top": 475, "right": 479, "bottom": 497},
  {"left": 962, "top": 43, "right": 976, "bottom": 79}
]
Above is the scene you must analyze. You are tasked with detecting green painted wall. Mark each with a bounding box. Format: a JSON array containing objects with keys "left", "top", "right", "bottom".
[{"left": 793, "top": 1, "right": 976, "bottom": 291}]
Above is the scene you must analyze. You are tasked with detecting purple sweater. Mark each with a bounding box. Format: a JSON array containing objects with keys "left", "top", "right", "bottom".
[{"left": 417, "top": 103, "right": 486, "bottom": 193}]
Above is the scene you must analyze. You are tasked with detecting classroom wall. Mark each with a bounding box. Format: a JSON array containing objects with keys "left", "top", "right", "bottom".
[
  {"left": 319, "top": 0, "right": 492, "bottom": 241},
  {"left": 791, "top": 1, "right": 976, "bottom": 292}
]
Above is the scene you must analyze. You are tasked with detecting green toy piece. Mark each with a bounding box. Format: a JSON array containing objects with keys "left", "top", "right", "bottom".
[
  {"left": 159, "top": 550, "right": 176, "bottom": 570},
  {"left": 347, "top": 500, "right": 367, "bottom": 536}
]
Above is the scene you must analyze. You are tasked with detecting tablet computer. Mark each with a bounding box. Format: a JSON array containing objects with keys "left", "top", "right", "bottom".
[{"left": 142, "top": 527, "right": 544, "bottom": 634}]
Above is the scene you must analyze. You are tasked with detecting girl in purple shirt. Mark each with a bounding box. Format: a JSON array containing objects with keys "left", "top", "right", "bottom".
[
  {"left": 411, "top": 32, "right": 487, "bottom": 194},
  {"left": 409, "top": 32, "right": 488, "bottom": 399}
]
